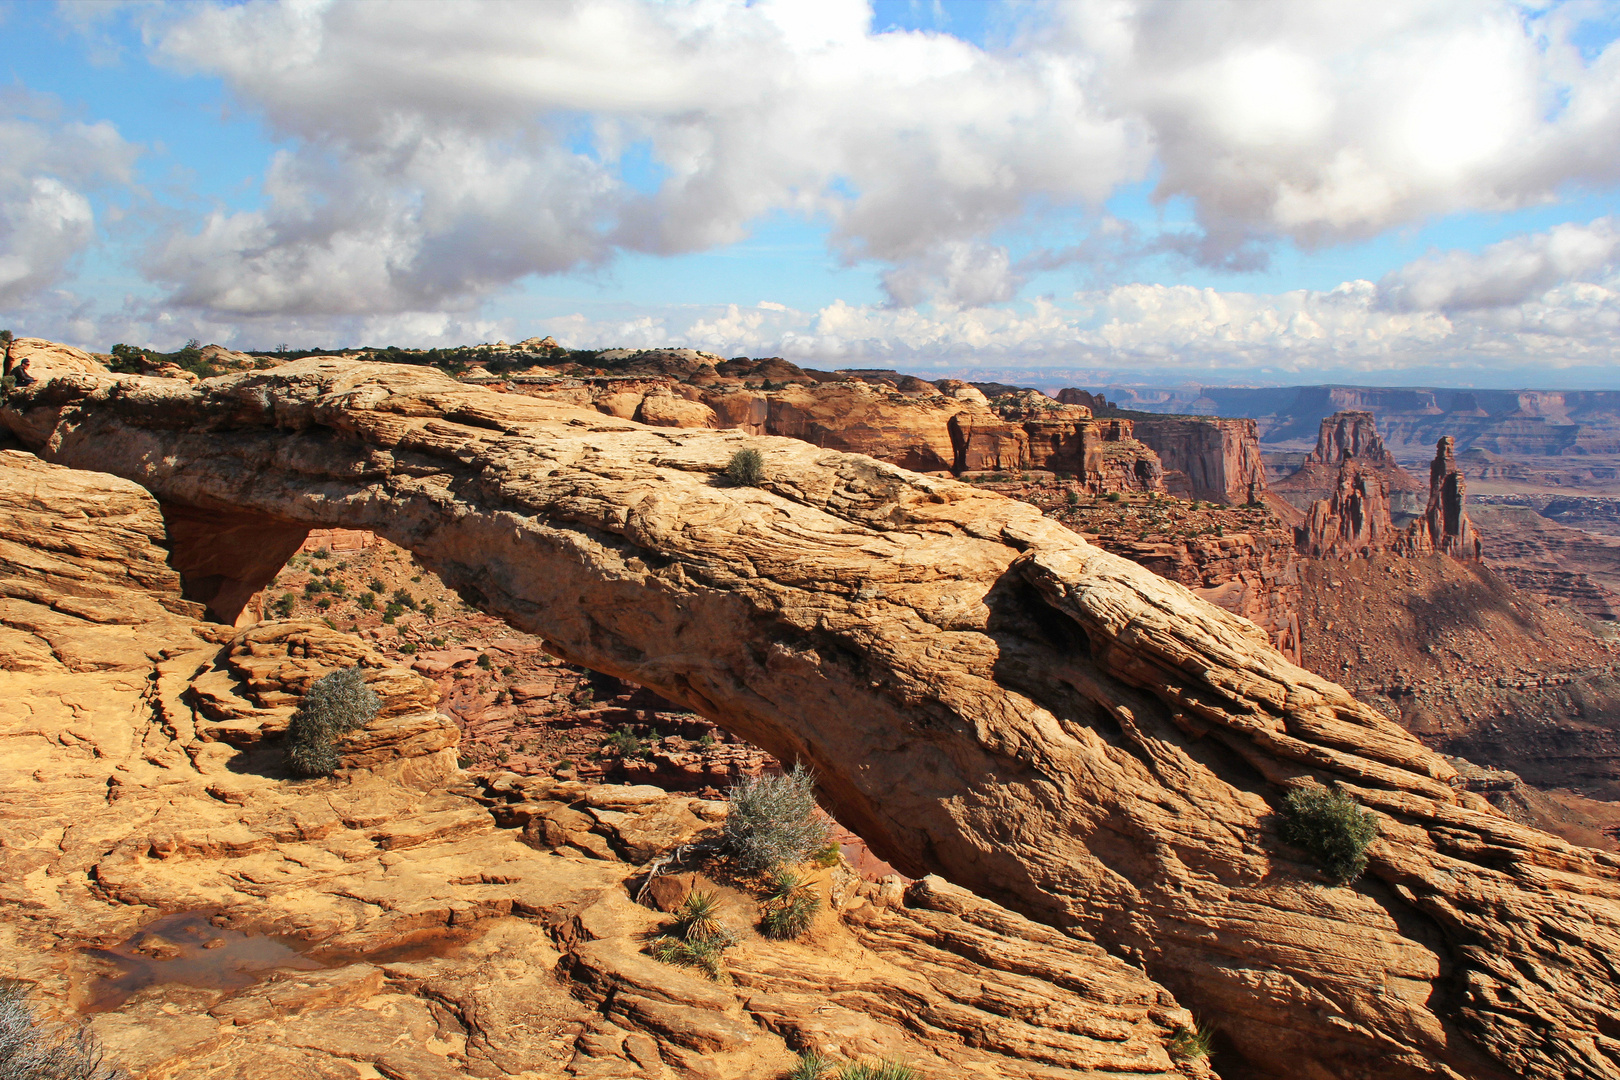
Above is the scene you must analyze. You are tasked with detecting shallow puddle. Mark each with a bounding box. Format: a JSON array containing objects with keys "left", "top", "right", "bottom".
[{"left": 82, "top": 910, "right": 323, "bottom": 1011}]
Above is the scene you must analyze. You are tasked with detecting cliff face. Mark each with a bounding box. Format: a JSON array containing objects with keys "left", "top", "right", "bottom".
[
  {"left": 1294, "top": 460, "right": 1399, "bottom": 559},
  {"left": 1123, "top": 415, "right": 1270, "bottom": 505},
  {"left": 508, "top": 372, "right": 1169, "bottom": 491},
  {"left": 10, "top": 348, "right": 1620, "bottom": 1080}
]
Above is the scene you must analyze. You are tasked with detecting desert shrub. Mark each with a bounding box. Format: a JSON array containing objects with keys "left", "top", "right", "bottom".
[
  {"left": 600, "top": 726, "right": 646, "bottom": 759},
  {"left": 784, "top": 1052, "right": 833, "bottom": 1080},
  {"left": 650, "top": 892, "right": 737, "bottom": 981},
  {"left": 760, "top": 869, "right": 820, "bottom": 940},
  {"left": 671, "top": 891, "right": 734, "bottom": 946},
  {"left": 724, "top": 765, "right": 831, "bottom": 874},
  {"left": 0, "top": 980, "right": 127, "bottom": 1080},
  {"left": 648, "top": 935, "right": 728, "bottom": 981},
  {"left": 1066, "top": 489, "right": 1079, "bottom": 506},
  {"left": 1106, "top": 491, "right": 1122, "bottom": 503},
  {"left": 1167, "top": 1020, "right": 1216, "bottom": 1061},
  {"left": 421, "top": 602, "right": 437, "bottom": 618},
  {"left": 357, "top": 592, "right": 376, "bottom": 610},
  {"left": 476, "top": 653, "right": 493, "bottom": 670},
  {"left": 390, "top": 588, "right": 416, "bottom": 610},
  {"left": 1279, "top": 784, "right": 1379, "bottom": 885},
  {"left": 725, "top": 448, "right": 765, "bottom": 486},
  {"left": 838, "top": 1060, "right": 918, "bottom": 1080},
  {"left": 285, "top": 666, "right": 380, "bottom": 778},
  {"left": 398, "top": 642, "right": 417, "bottom": 655},
  {"left": 368, "top": 577, "right": 385, "bottom": 594},
  {"left": 271, "top": 592, "right": 296, "bottom": 618},
  {"left": 810, "top": 841, "right": 842, "bottom": 868}
]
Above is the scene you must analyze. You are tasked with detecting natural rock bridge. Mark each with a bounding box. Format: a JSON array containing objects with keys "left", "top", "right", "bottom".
[{"left": 6, "top": 340, "right": 1620, "bottom": 1080}]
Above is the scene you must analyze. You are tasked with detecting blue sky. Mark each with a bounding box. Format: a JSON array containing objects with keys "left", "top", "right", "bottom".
[{"left": 6, "top": 0, "right": 1620, "bottom": 388}]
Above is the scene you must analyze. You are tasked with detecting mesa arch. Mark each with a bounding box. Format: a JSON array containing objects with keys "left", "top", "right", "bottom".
[{"left": 6, "top": 343, "right": 1620, "bottom": 1080}]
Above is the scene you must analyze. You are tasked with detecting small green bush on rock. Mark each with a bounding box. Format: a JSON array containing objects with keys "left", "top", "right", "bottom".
[
  {"left": 838, "top": 1060, "right": 919, "bottom": 1080},
  {"left": 760, "top": 868, "right": 821, "bottom": 940},
  {"left": 725, "top": 448, "right": 765, "bottom": 486},
  {"left": 285, "top": 666, "right": 380, "bottom": 778},
  {"left": 1279, "top": 783, "right": 1379, "bottom": 885},
  {"left": 724, "top": 764, "right": 831, "bottom": 874},
  {"left": 1167, "top": 1019, "right": 1216, "bottom": 1061},
  {"left": 784, "top": 1052, "right": 833, "bottom": 1080}
]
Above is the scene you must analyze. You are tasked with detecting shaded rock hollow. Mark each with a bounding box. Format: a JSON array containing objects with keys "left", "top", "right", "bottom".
[{"left": 7, "top": 343, "right": 1620, "bottom": 1080}]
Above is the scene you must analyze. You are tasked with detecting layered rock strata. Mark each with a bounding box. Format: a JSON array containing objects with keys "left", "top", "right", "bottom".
[
  {"left": 8, "top": 349, "right": 1620, "bottom": 1079},
  {"left": 1274, "top": 411, "right": 1424, "bottom": 515},
  {"left": 1293, "top": 460, "right": 1399, "bottom": 559},
  {"left": 1398, "top": 436, "right": 1483, "bottom": 560},
  {"left": 0, "top": 450, "right": 1206, "bottom": 1080},
  {"left": 509, "top": 370, "right": 1167, "bottom": 491},
  {"left": 1117, "top": 415, "right": 1269, "bottom": 505}
]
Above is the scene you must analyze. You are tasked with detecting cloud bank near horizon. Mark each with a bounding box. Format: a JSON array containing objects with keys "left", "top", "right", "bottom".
[{"left": 6, "top": 0, "right": 1620, "bottom": 385}]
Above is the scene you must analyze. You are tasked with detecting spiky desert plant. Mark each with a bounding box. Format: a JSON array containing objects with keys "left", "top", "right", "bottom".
[
  {"left": 672, "top": 890, "right": 731, "bottom": 946},
  {"left": 837, "top": 1060, "right": 919, "bottom": 1080},
  {"left": 1167, "top": 1020, "right": 1217, "bottom": 1061},
  {"left": 725, "top": 448, "right": 765, "bottom": 486},
  {"left": 760, "top": 868, "right": 821, "bottom": 940},
  {"left": 1279, "top": 783, "right": 1379, "bottom": 885},
  {"left": 784, "top": 1051, "right": 834, "bottom": 1080},
  {"left": 648, "top": 935, "right": 729, "bottom": 982},
  {"left": 724, "top": 764, "right": 831, "bottom": 874},
  {"left": 0, "top": 980, "right": 127, "bottom": 1080},
  {"left": 285, "top": 665, "right": 380, "bottom": 777}
]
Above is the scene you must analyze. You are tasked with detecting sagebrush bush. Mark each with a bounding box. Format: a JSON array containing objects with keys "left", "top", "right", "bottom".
[
  {"left": 0, "top": 981, "right": 126, "bottom": 1080},
  {"left": 285, "top": 666, "right": 380, "bottom": 777},
  {"left": 725, "top": 448, "right": 765, "bottom": 486},
  {"left": 724, "top": 765, "right": 831, "bottom": 874},
  {"left": 1279, "top": 783, "right": 1379, "bottom": 885}
]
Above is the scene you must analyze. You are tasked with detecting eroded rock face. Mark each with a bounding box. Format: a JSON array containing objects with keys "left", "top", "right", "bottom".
[
  {"left": 0, "top": 450, "right": 1207, "bottom": 1080},
  {"left": 1126, "top": 415, "right": 1269, "bottom": 505},
  {"left": 1275, "top": 410, "right": 1424, "bottom": 516},
  {"left": 1294, "top": 460, "right": 1399, "bottom": 559},
  {"left": 1399, "top": 435, "right": 1484, "bottom": 560},
  {"left": 9, "top": 352, "right": 1620, "bottom": 1079}
]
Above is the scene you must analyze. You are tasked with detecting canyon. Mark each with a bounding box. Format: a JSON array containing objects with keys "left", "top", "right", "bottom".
[{"left": 7, "top": 340, "right": 1620, "bottom": 1080}]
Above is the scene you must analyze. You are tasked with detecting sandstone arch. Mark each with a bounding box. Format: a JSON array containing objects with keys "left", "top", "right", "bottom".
[{"left": 6, "top": 345, "right": 1620, "bottom": 1080}]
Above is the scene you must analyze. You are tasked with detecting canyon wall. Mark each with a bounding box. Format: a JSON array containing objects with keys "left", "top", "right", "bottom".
[
  {"left": 1120, "top": 415, "right": 1269, "bottom": 505},
  {"left": 7, "top": 344, "right": 1620, "bottom": 1080},
  {"left": 513, "top": 373, "right": 1169, "bottom": 493}
]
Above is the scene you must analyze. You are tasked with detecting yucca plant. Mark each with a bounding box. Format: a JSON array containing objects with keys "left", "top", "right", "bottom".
[
  {"left": 1167, "top": 1020, "right": 1216, "bottom": 1061},
  {"left": 672, "top": 890, "right": 732, "bottom": 946},
  {"left": 838, "top": 1060, "right": 919, "bottom": 1080},
  {"left": 648, "top": 935, "right": 728, "bottom": 982},
  {"left": 760, "top": 868, "right": 821, "bottom": 940},
  {"left": 783, "top": 1051, "right": 833, "bottom": 1080}
]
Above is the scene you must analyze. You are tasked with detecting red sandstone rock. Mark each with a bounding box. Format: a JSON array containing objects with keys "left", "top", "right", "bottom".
[{"left": 9, "top": 348, "right": 1620, "bottom": 1079}]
